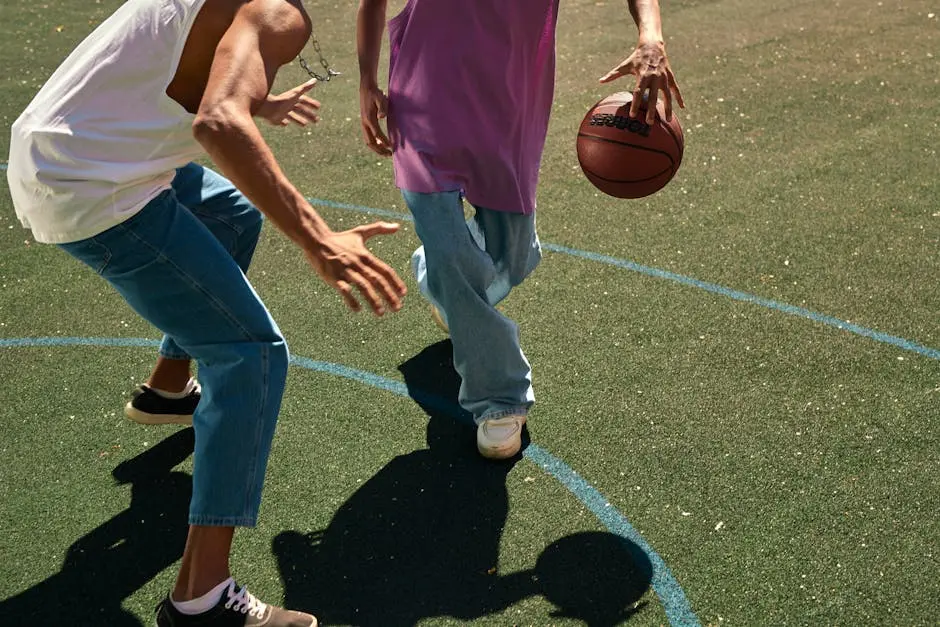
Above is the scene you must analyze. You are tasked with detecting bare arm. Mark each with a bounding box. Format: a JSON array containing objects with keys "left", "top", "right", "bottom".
[
  {"left": 193, "top": 0, "right": 325, "bottom": 246},
  {"left": 357, "top": 0, "right": 387, "bottom": 89},
  {"left": 628, "top": 0, "right": 664, "bottom": 45},
  {"left": 600, "top": 0, "right": 684, "bottom": 123},
  {"left": 357, "top": 0, "right": 392, "bottom": 156},
  {"left": 194, "top": 0, "right": 405, "bottom": 314}
]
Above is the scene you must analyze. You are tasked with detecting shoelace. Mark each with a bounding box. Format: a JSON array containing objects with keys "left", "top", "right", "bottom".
[{"left": 223, "top": 581, "right": 267, "bottom": 619}]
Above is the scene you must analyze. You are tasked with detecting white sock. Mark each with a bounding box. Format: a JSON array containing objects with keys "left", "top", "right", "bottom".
[
  {"left": 171, "top": 577, "right": 233, "bottom": 615},
  {"left": 151, "top": 377, "right": 198, "bottom": 399}
]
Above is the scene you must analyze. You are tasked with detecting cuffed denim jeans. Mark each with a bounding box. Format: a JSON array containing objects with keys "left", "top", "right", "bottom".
[
  {"left": 59, "top": 163, "right": 287, "bottom": 527},
  {"left": 402, "top": 190, "right": 541, "bottom": 423}
]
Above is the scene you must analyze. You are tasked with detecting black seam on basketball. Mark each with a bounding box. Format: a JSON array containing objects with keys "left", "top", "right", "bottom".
[
  {"left": 579, "top": 164, "right": 673, "bottom": 184},
  {"left": 660, "top": 121, "right": 684, "bottom": 155},
  {"left": 576, "top": 133, "right": 676, "bottom": 168},
  {"left": 576, "top": 154, "right": 673, "bottom": 183}
]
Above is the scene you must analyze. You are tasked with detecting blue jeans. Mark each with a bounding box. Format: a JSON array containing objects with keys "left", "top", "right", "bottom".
[
  {"left": 59, "top": 163, "right": 287, "bottom": 527},
  {"left": 403, "top": 190, "right": 541, "bottom": 422}
]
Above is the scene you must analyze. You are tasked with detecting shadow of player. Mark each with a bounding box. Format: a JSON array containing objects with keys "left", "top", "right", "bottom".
[
  {"left": 0, "top": 428, "right": 195, "bottom": 626},
  {"left": 273, "top": 341, "right": 652, "bottom": 626}
]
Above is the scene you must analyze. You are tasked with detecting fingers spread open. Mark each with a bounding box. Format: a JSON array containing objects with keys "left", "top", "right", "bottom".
[
  {"left": 364, "top": 257, "right": 406, "bottom": 311},
  {"left": 599, "top": 67, "right": 625, "bottom": 84},
  {"left": 346, "top": 270, "right": 386, "bottom": 316},
  {"left": 668, "top": 69, "right": 686, "bottom": 109},
  {"left": 662, "top": 86, "right": 673, "bottom": 121},
  {"left": 630, "top": 80, "right": 644, "bottom": 119},
  {"left": 355, "top": 221, "right": 400, "bottom": 239},
  {"left": 647, "top": 76, "right": 667, "bottom": 124},
  {"left": 297, "top": 78, "right": 318, "bottom": 94},
  {"left": 299, "top": 95, "right": 321, "bottom": 111},
  {"left": 287, "top": 111, "right": 309, "bottom": 126},
  {"left": 334, "top": 280, "right": 361, "bottom": 312}
]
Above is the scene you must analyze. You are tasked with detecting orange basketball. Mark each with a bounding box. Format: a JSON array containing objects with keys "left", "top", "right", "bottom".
[{"left": 576, "top": 92, "right": 684, "bottom": 199}]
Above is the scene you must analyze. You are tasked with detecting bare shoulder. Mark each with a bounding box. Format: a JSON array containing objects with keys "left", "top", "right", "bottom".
[
  {"left": 221, "top": 0, "right": 312, "bottom": 62},
  {"left": 238, "top": 0, "right": 311, "bottom": 37}
]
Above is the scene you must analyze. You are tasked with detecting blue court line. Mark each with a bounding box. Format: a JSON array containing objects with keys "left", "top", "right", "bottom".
[
  {"left": 1, "top": 335, "right": 700, "bottom": 626},
  {"left": 539, "top": 244, "right": 940, "bottom": 360},
  {"left": 524, "top": 445, "right": 699, "bottom": 626},
  {"left": 304, "top": 196, "right": 940, "bottom": 362},
  {"left": 3, "top": 160, "right": 931, "bottom": 360}
]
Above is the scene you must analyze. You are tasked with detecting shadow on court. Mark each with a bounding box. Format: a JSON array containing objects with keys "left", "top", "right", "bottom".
[
  {"left": 274, "top": 341, "right": 653, "bottom": 626},
  {"left": 0, "top": 427, "right": 194, "bottom": 626}
]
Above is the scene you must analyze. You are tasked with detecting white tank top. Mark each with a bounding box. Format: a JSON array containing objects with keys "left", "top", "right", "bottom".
[{"left": 7, "top": 0, "right": 208, "bottom": 243}]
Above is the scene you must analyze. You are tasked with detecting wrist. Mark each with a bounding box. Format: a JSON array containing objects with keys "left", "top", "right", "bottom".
[
  {"left": 637, "top": 32, "right": 664, "bottom": 47},
  {"left": 279, "top": 199, "right": 333, "bottom": 250},
  {"left": 298, "top": 214, "right": 333, "bottom": 250}
]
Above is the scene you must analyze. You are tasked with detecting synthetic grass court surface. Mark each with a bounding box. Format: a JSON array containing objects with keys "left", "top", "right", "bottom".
[{"left": 1, "top": 0, "right": 938, "bottom": 625}]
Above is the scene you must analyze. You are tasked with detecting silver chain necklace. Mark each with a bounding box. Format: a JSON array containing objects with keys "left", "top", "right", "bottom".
[{"left": 298, "top": 30, "right": 340, "bottom": 82}]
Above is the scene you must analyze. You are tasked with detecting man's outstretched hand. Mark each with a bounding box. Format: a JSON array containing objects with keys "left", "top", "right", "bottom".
[{"left": 306, "top": 222, "right": 407, "bottom": 316}]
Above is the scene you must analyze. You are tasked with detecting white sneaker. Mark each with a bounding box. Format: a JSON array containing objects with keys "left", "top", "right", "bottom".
[{"left": 477, "top": 414, "right": 527, "bottom": 459}]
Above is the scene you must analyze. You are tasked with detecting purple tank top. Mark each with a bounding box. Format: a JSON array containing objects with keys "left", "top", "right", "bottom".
[{"left": 387, "top": 0, "right": 559, "bottom": 215}]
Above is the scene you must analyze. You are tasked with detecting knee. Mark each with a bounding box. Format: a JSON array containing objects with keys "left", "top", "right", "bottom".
[
  {"left": 508, "top": 240, "right": 542, "bottom": 287},
  {"left": 237, "top": 319, "right": 288, "bottom": 388},
  {"left": 423, "top": 240, "right": 494, "bottom": 295},
  {"left": 421, "top": 236, "right": 461, "bottom": 268},
  {"left": 422, "top": 233, "right": 490, "bottom": 275}
]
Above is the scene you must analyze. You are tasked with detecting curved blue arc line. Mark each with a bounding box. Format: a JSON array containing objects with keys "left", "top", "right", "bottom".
[
  {"left": 538, "top": 244, "right": 940, "bottom": 361},
  {"left": 0, "top": 165, "right": 932, "bottom": 359},
  {"left": 0, "top": 336, "right": 160, "bottom": 348},
  {"left": 303, "top": 196, "right": 939, "bottom": 361},
  {"left": 285, "top": 358, "right": 698, "bottom": 625},
  {"left": 524, "top": 445, "right": 699, "bottom": 626},
  {"left": 306, "top": 196, "right": 409, "bottom": 221},
  {"left": 0, "top": 336, "right": 700, "bottom": 626}
]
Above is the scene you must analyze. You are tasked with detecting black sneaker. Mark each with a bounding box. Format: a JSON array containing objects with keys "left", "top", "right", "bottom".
[
  {"left": 124, "top": 383, "right": 200, "bottom": 425},
  {"left": 155, "top": 581, "right": 317, "bottom": 626}
]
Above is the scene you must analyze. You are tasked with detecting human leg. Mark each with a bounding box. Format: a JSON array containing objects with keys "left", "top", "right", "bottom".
[
  {"left": 466, "top": 204, "right": 541, "bottom": 304},
  {"left": 465, "top": 203, "right": 541, "bottom": 459},
  {"left": 403, "top": 190, "right": 539, "bottom": 457},
  {"left": 59, "top": 190, "right": 312, "bottom": 625},
  {"left": 126, "top": 163, "right": 266, "bottom": 423}
]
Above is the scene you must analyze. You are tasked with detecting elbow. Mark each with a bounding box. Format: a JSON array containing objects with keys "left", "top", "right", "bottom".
[{"left": 192, "top": 103, "right": 245, "bottom": 146}]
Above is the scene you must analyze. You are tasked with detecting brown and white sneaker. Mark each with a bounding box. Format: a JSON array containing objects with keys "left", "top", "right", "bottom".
[
  {"left": 155, "top": 580, "right": 316, "bottom": 627},
  {"left": 477, "top": 414, "right": 527, "bottom": 459}
]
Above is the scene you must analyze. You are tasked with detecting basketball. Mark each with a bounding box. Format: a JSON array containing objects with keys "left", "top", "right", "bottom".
[{"left": 576, "top": 92, "right": 684, "bottom": 199}]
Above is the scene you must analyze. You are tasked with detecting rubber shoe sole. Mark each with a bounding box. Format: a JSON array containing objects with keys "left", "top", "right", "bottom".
[
  {"left": 125, "top": 403, "right": 194, "bottom": 425},
  {"left": 125, "top": 384, "right": 198, "bottom": 426}
]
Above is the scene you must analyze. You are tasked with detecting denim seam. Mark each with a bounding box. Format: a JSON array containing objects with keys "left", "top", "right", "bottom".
[
  {"left": 189, "top": 514, "right": 258, "bottom": 527},
  {"left": 242, "top": 342, "right": 268, "bottom": 521},
  {"left": 116, "top": 223, "right": 258, "bottom": 343},
  {"left": 159, "top": 347, "right": 191, "bottom": 360},
  {"left": 88, "top": 237, "right": 114, "bottom": 274}
]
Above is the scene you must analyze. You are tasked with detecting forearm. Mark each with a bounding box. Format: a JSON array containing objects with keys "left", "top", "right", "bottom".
[
  {"left": 193, "top": 110, "right": 331, "bottom": 248},
  {"left": 627, "top": 0, "right": 664, "bottom": 44},
  {"left": 357, "top": 0, "right": 387, "bottom": 86}
]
